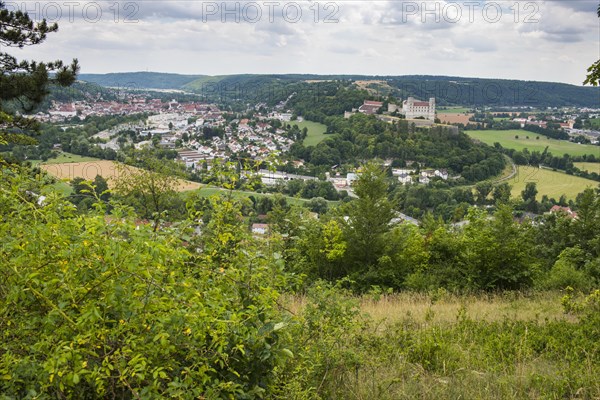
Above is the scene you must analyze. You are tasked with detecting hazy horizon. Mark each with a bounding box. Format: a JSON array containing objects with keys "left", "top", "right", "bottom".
[{"left": 76, "top": 70, "right": 600, "bottom": 87}]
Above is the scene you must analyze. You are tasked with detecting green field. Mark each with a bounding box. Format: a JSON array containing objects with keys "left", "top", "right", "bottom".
[
  {"left": 508, "top": 166, "right": 597, "bottom": 200},
  {"left": 295, "top": 120, "right": 330, "bottom": 146},
  {"left": 44, "top": 180, "right": 73, "bottom": 196},
  {"left": 437, "top": 106, "right": 471, "bottom": 114},
  {"left": 467, "top": 129, "right": 600, "bottom": 158},
  {"left": 587, "top": 118, "right": 600, "bottom": 129},
  {"left": 31, "top": 152, "right": 100, "bottom": 165},
  {"left": 574, "top": 162, "right": 600, "bottom": 174},
  {"left": 191, "top": 186, "right": 339, "bottom": 207}
]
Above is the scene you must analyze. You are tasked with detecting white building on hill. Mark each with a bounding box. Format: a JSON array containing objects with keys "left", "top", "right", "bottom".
[{"left": 402, "top": 97, "right": 436, "bottom": 121}]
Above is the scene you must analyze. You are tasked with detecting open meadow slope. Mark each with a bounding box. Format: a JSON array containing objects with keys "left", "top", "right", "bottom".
[
  {"left": 295, "top": 120, "right": 330, "bottom": 146},
  {"left": 574, "top": 162, "right": 600, "bottom": 174},
  {"left": 508, "top": 166, "right": 598, "bottom": 200},
  {"left": 467, "top": 130, "right": 600, "bottom": 158}
]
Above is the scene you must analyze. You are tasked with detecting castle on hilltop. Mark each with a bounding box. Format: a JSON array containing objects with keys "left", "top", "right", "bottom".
[
  {"left": 399, "top": 97, "right": 436, "bottom": 121},
  {"left": 346, "top": 97, "right": 436, "bottom": 123}
]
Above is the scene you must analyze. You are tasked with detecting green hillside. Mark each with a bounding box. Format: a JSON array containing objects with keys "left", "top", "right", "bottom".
[
  {"left": 509, "top": 166, "right": 598, "bottom": 200},
  {"left": 574, "top": 162, "right": 600, "bottom": 174},
  {"left": 466, "top": 130, "right": 600, "bottom": 158},
  {"left": 295, "top": 120, "right": 329, "bottom": 146}
]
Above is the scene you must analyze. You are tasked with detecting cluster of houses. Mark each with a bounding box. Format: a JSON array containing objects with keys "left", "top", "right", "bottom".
[
  {"left": 38, "top": 95, "right": 223, "bottom": 123},
  {"left": 507, "top": 114, "right": 600, "bottom": 143},
  {"left": 89, "top": 103, "right": 226, "bottom": 151},
  {"left": 392, "top": 168, "right": 449, "bottom": 185},
  {"left": 178, "top": 119, "right": 295, "bottom": 168},
  {"left": 510, "top": 115, "right": 574, "bottom": 130}
]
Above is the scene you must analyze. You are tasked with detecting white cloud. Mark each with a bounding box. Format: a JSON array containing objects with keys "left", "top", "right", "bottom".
[{"left": 7, "top": 0, "right": 599, "bottom": 84}]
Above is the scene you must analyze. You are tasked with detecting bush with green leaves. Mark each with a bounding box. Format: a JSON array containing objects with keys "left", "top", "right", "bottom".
[{"left": 0, "top": 166, "right": 294, "bottom": 398}]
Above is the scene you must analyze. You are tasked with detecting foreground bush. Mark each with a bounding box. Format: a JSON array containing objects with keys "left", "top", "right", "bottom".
[{"left": 0, "top": 168, "right": 293, "bottom": 398}]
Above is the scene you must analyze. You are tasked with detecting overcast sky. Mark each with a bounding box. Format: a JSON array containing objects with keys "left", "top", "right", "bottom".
[{"left": 8, "top": 0, "right": 600, "bottom": 85}]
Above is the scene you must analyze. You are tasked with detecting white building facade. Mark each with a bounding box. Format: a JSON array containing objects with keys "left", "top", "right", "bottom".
[{"left": 402, "top": 97, "right": 436, "bottom": 121}]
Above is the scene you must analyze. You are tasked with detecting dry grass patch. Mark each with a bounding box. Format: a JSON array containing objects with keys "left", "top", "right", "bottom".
[
  {"left": 285, "top": 291, "right": 569, "bottom": 327},
  {"left": 359, "top": 292, "right": 569, "bottom": 327},
  {"left": 41, "top": 160, "right": 201, "bottom": 192}
]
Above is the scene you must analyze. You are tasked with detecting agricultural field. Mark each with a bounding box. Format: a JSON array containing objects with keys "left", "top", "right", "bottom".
[
  {"left": 508, "top": 165, "right": 597, "bottom": 200},
  {"left": 574, "top": 162, "right": 600, "bottom": 174},
  {"left": 467, "top": 129, "right": 600, "bottom": 158},
  {"left": 438, "top": 113, "right": 473, "bottom": 125},
  {"left": 41, "top": 160, "right": 201, "bottom": 192},
  {"left": 586, "top": 117, "right": 600, "bottom": 129},
  {"left": 30, "top": 152, "right": 100, "bottom": 165},
  {"left": 296, "top": 120, "right": 330, "bottom": 146},
  {"left": 436, "top": 106, "right": 471, "bottom": 113}
]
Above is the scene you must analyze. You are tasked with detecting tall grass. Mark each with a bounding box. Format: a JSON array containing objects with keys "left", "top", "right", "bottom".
[{"left": 277, "top": 290, "right": 599, "bottom": 400}]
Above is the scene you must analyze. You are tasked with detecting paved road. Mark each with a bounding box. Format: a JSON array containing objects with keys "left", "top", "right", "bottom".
[{"left": 495, "top": 155, "right": 517, "bottom": 184}]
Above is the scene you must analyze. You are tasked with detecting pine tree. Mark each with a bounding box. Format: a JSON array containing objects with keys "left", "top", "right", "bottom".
[
  {"left": 583, "top": 4, "right": 600, "bottom": 85},
  {"left": 0, "top": 1, "right": 79, "bottom": 148}
]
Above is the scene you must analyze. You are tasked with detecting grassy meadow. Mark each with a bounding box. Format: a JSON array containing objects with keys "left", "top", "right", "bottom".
[
  {"left": 586, "top": 118, "right": 600, "bottom": 129},
  {"left": 466, "top": 129, "right": 600, "bottom": 158},
  {"left": 574, "top": 162, "right": 600, "bottom": 174},
  {"left": 283, "top": 290, "right": 599, "bottom": 399},
  {"left": 288, "top": 291, "right": 569, "bottom": 328},
  {"left": 508, "top": 166, "right": 597, "bottom": 200},
  {"left": 295, "top": 120, "right": 331, "bottom": 146},
  {"left": 30, "top": 152, "right": 100, "bottom": 165},
  {"left": 436, "top": 106, "right": 472, "bottom": 114}
]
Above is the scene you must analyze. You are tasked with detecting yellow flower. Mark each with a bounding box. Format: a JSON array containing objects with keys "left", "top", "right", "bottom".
[{"left": 183, "top": 327, "right": 192, "bottom": 335}]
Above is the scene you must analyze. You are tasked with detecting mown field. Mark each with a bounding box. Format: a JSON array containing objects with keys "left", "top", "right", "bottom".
[
  {"left": 436, "top": 106, "right": 471, "bottom": 114},
  {"left": 41, "top": 160, "right": 202, "bottom": 192},
  {"left": 296, "top": 120, "right": 330, "bottom": 146},
  {"left": 438, "top": 113, "right": 473, "bottom": 125},
  {"left": 574, "top": 162, "right": 600, "bottom": 174},
  {"left": 467, "top": 129, "right": 600, "bottom": 158},
  {"left": 508, "top": 165, "right": 597, "bottom": 200},
  {"left": 30, "top": 152, "right": 100, "bottom": 165}
]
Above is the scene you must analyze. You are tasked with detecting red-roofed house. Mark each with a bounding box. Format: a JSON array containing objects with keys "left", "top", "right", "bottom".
[
  {"left": 549, "top": 205, "right": 577, "bottom": 219},
  {"left": 358, "top": 100, "right": 383, "bottom": 115}
]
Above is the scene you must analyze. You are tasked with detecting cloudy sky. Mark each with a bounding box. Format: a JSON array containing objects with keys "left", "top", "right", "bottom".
[{"left": 8, "top": 0, "right": 600, "bottom": 85}]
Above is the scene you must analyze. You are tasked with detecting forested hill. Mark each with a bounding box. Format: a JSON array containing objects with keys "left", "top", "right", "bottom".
[
  {"left": 79, "top": 72, "right": 203, "bottom": 90},
  {"left": 388, "top": 76, "right": 600, "bottom": 108},
  {"left": 78, "top": 72, "right": 600, "bottom": 108}
]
